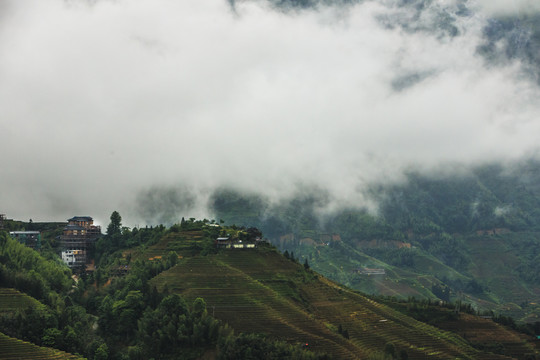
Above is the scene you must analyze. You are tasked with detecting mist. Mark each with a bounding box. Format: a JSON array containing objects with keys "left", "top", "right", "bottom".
[{"left": 1, "top": 0, "right": 540, "bottom": 226}]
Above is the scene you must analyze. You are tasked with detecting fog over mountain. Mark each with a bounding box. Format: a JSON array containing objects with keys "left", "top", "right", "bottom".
[{"left": 2, "top": 0, "right": 540, "bottom": 226}]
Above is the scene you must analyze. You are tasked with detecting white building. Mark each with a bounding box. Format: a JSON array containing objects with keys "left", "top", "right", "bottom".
[{"left": 61, "top": 249, "right": 86, "bottom": 268}]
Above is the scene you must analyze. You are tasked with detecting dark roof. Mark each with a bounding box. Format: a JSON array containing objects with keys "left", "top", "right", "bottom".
[{"left": 68, "top": 216, "right": 93, "bottom": 222}]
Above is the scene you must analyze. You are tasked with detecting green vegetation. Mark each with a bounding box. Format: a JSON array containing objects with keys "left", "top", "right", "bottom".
[
  {"left": 0, "top": 217, "right": 325, "bottom": 359},
  {"left": 2, "top": 211, "right": 540, "bottom": 359},
  {"left": 0, "top": 232, "right": 72, "bottom": 306}
]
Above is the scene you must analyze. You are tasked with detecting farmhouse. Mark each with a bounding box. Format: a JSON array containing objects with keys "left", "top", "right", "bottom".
[{"left": 215, "top": 237, "right": 231, "bottom": 248}]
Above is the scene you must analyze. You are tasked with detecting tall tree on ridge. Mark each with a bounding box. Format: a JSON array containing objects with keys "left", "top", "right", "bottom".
[{"left": 107, "top": 211, "right": 122, "bottom": 237}]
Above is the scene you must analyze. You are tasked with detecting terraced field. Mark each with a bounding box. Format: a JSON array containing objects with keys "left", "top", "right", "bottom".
[
  {"left": 151, "top": 251, "right": 361, "bottom": 358},
  {"left": 437, "top": 313, "right": 539, "bottom": 359},
  {"left": 0, "top": 288, "right": 44, "bottom": 312},
  {"left": 150, "top": 248, "right": 519, "bottom": 359},
  {"left": 0, "top": 332, "right": 82, "bottom": 360},
  {"left": 300, "top": 279, "right": 515, "bottom": 360},
  {"left": 132, "top": 230, "right": 206, "bottom": 260}
]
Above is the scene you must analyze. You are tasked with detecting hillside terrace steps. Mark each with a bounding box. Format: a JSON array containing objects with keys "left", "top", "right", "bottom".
[
  {"left": 300, "top": 279, "right": 487, "bottom": 359},
  {"left": 133, "top": 230, "right": 206, "bottom": 260},
  {"left": 210, "top": 259, "right": 365, "bottom": 358},
  {"left": 151, "top": 254, "right": 366, "bottom": 359},
  {"left": 150, "top": 249, "right": 528, "bottom": 359},
  {"left": 0, "top": 332, "right": 82, "bottom": 360},
  {"left": 0, "top": 288, "right": 44, "bottom": 313},
  {"left": 435, "top": 313, "right": 538, "bottom": 359},
  {"left": 223, "top": 253, "right": 468, "bottom": 353}
]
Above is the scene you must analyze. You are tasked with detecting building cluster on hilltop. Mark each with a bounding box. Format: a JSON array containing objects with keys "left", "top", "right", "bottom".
[{"left": 3, "top": 213, "right": 42, "bottom": 250}]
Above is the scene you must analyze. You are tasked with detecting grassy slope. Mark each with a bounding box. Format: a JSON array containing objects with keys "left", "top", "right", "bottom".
[
  {"left": 0, "top": 332, "right": 82, "bottom": 360},
  {"left": 142, "top": 229, "right": 521, "bottom": 359}
]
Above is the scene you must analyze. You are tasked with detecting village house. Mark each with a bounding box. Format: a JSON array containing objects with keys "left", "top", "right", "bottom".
[
  {"left": 60, "top": 216, "right": 101, "bottom": 268},
  {"left": 9, "top": 231, "right": 41, "bottom": 250},
  {"left": 215, "top": 237, "right": 256, "bottom": 249}
]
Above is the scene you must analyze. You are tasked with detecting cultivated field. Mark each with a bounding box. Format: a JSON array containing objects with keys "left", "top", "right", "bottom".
[{"left": 0, "top": 332, "right": 82, "bottom": 360}]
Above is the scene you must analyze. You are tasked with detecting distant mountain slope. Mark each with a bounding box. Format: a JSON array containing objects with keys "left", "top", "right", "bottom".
[{"left": 209, "top": 160, "right": 540, "bottom": 320}]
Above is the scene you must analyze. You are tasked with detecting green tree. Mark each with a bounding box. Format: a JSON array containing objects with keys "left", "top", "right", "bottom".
[
  {"left": 167, "top": 251, "right": 179, "bottom": 267},
  {"left": 94, "top": 343, "right": 109, "bottom": 360},
  {"left": 384, "top": 342, "right": 395, "bottom": 358},
  {"left": 107, "top": 211, "right": 122, "bottom": 237},
  {"left": 193, "top": 297, "right": 207, "bottom": 317}
]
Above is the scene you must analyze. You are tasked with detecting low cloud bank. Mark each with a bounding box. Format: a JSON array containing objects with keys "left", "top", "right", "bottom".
[{"left": 1, "top": 0, "right": 540, "bottom": 226}]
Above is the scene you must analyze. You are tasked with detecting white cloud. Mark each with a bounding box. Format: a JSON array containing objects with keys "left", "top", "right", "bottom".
[
  {"left": 1, "top": 0, "right": 540, "bottom": 225},
  {"left": 475, "top": 0, "right": 540, "bottom": 16}
]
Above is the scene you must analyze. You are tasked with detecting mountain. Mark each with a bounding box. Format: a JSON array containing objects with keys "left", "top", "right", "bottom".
[
  {"left": 115, "top": 224, "right": 540, "bottom": 359},
  {"left": 209, "top": 160, "right": 540, "bottom": 321},
  {"left": 2, "top": 222, "right": 540, "bottom": 359}
]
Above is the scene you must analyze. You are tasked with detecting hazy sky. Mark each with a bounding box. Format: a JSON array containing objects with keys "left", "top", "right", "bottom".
[{"left": 1, "top": 0, "right": 540, "bottom": 226}]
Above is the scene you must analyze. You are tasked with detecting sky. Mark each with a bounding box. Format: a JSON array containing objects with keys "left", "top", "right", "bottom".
[{"left": 1, "top": 0, "right": 540, "bottom": 227}]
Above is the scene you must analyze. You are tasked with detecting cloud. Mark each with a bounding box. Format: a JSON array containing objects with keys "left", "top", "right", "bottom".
[
  {"left": 475, "top": 0, "right": 540, "bottom": 16},
  {"left": 1, "top": 0, "right": 540, "bottom": 226}
]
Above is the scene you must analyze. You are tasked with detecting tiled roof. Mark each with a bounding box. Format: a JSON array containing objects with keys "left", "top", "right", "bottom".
[{"left": 68, "top": 216, "right": 93, "bottom": 221}]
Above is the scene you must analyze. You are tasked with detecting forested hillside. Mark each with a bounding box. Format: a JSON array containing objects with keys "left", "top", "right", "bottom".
[
  {"left": 2, "top": 219, "right": 539, "bottom": 359},
  {"left": 0, "top": 223, "right": 327, "bottom": 359}
]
